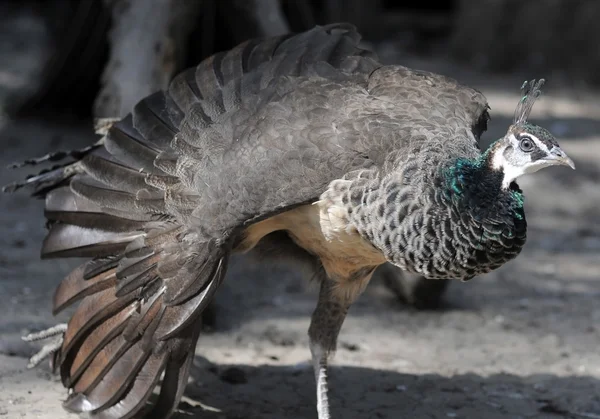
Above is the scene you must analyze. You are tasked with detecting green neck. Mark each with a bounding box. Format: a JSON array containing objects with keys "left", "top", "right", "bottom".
[{"left": 444, "top": 140, "right": 525, "bottom": 219}]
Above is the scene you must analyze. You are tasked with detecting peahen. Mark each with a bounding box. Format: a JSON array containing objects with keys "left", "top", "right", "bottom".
[{"left": 3, "top": 24, "right": 574, "bottom": 419}]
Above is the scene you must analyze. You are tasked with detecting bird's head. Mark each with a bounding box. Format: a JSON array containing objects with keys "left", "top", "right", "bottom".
[{"left": 489, "top": 79, "right": 575, "bottom": 189}]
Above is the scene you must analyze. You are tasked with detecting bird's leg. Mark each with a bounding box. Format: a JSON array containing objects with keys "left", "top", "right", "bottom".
[{"left": 308, "top": 273, "right": 368, "bottom": 419}]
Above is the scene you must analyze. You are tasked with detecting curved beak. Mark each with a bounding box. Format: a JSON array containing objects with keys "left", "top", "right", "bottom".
[{"left": 548, "top": 146, "right": 575, "bottom": 170}]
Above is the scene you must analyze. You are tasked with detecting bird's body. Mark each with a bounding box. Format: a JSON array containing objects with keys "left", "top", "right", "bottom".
[{"left": 4, "top": 24, "right": 573, "bottom": 419}]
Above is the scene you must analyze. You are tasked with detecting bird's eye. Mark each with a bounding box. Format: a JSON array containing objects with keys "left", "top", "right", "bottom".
[{"left": 519, "top": 136, "right": 535, "bottom": 152}]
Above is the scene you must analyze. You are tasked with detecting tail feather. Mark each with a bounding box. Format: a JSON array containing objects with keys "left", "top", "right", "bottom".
[
  {"left": 60, "top": 287, "right": 141, "bottom": 360},
  {"left": 168, "top": 68, "right": 206, "bottom": 119},
  {"left": 67, "top": 304, "right": 133, "bottom": 383},
  {"left": 122, "top": 290, "right": 165, "bottom": 342},
  {"left": 117, "top": 247, "right": 156, "bottom": 274},
  {"left": 42, "top": 223, "right": 143, "bottom": 259},
  {"left": 83, "top": 256, "right": 121, "bottom": 279},
  {"left": 66, "top": 337, "right": 155, "bottom": 410},
  {"left": 148, "top": 326, "right": 200, "bottom": 419},
  {"left": 92, "top": 352, "right": 169, "bottom": 419},
  {"left": 44, "top": 182, "right": 100, "bottom": 214},
  {"left": 219, "top": 40, "right": 253, "bottom": 90},
  {"left": 66, "top": 334, "right": 132, "bottom": 395},
  {"left": 115, "top": 250, "right": 161, "bottom": 297},
  {"left": 247, "top": 34, "right": 293, "bottom": 70},
  {"left": 80, "top": 154, "right": 161, "bottom": 196},
  {"left": 45, "top": 187, "right": 146, "bottom": 232},
  {"left": 116, "top": 266, "right": 159, "bottom": 298},
  {"left": 71, "top": 176, "right": 166, "bottom": 216},
  {"left": 2, "top": 142, "right": 103, "bottom": 196},
  {"left": 104, "top": 117, "right": 162, "bottom": 173},
  {"left": 156, "top": 257, "right": 226, "bottom": 341},
  {"left": 163, "top": 244, "right": 224, "bottom": 305},
  {"left": 2, "top": 23, "right": 379, "bottom": 418},
  {"left": 64, "top": 289, "right": 171, "bottom": 415},
  {"left": 53, "top": 264, "right": 117, "bottom": 314},
  {"left": 132, "top": 91, "right": 179, "bottom": 147},
  {"left": 6, "top": 146, "right": 94, "bottom": 169},
  {"left": 3, "top": 162, "right": 81, "bottom": 197}
]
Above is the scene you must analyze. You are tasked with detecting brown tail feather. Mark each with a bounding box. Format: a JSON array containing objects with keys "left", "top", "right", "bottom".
[
  {"left": 64, "top": 338, "right": 155, "bottom": 411},
  {"left": 68, "top": 336, "right": 132, "bottom": 395},
  {"left": 67, "top": 304, "right": 134, "bottom": 383},
  {"left": 149, "top": 325, "right": 201, "bottom": 419},
  {"left": 92, "top": 352, "right": 169, "bottom": 419},
  {"left": 53, "top": 264, "right": 117, "bottom": 314},
  {"left": 83, "top": 256, "right": 121, "bottom": 279},
  {"left": 116, "top": 265, "right": 159, "bottom": 298},
  {"left": 53, "top": 232, "right": 226, "bottom": 417},
  {"left": 2, "top": 23, "right": 379, "bottom": 419},
  {"left": 60, "top": 287, "right": 142, "bottom": 360}
]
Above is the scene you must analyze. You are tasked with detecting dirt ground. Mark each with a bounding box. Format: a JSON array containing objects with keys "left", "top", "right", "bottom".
[{"left": 1, "top": 33, "right": 600, "bottom": 419}]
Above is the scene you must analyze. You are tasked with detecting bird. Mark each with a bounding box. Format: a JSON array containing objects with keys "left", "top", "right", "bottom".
[{"left": 3, "top": 23, "right": 575, "bottom": 419}]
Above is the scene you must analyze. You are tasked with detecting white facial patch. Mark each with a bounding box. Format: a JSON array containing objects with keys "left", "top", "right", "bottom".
[{"left": 492, "top": 133, "right": 552, "bottom": 188}]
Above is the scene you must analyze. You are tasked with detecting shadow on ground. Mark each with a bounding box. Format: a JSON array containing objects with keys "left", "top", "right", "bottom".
[{"left": 174, "top": 359, "right": 600, "bottom": 419}]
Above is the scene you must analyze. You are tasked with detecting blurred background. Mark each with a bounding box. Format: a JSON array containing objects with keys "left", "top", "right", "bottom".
[
  {"left": 1, "top": 1, "right": 600, "bottom": 418},
  {"left": 3, "top": 0, "right": 600, "bottom": 120}
]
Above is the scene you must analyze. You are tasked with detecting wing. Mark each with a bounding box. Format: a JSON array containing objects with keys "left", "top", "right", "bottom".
[
  {"left": 177, "top": 63, "right": 490, "bottom": 239},
  {"left": 3, "top": 24, "right": 384, "bottom": 419}
]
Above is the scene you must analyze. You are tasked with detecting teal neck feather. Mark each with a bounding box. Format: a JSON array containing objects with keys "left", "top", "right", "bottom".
[{"left": 443, "top": 140, "right": 525, "bottom": 220}]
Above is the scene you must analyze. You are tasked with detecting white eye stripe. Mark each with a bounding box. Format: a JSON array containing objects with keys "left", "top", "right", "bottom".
[
  {"left": 518, "top": 133, "right": 548, "bottom": 152},
  {"left": 530, "top": 135, "right": 551, "bottom": 153}
]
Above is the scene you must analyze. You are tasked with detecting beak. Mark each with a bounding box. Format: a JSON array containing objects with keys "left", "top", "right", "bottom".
[{"left": 548, "top": 146, "right": 576, "bottom": 170}]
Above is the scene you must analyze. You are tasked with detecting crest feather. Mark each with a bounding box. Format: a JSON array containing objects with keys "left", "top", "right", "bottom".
[{"left": 513, "top": 79, "right": 545, "bottom": 124}]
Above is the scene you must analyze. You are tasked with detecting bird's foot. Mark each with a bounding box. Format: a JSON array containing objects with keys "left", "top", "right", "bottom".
[
  {"left": 312, "top": 344, "right": 332, "bottom": 419},
  {"left": 22, "top": 323, "right": 67, "bottom": 369}
]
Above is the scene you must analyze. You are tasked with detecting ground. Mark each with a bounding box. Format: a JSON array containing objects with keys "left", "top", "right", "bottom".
[{"left": 1, "top": 31, "right": 600, "bottom": 419}]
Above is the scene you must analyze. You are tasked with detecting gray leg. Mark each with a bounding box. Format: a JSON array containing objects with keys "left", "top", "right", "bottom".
[{"left": 308, "top": 276, "right": 365, "bottom": 419}]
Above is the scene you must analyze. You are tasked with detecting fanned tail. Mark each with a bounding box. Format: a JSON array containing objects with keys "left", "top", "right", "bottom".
[{"left": 3, "top": 23, "right": 379, "bottom": 418}]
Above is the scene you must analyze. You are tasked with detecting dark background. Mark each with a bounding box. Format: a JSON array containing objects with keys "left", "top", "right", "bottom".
[{"left": 3, "top": 0, "right": 600, "bottom": 120}]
